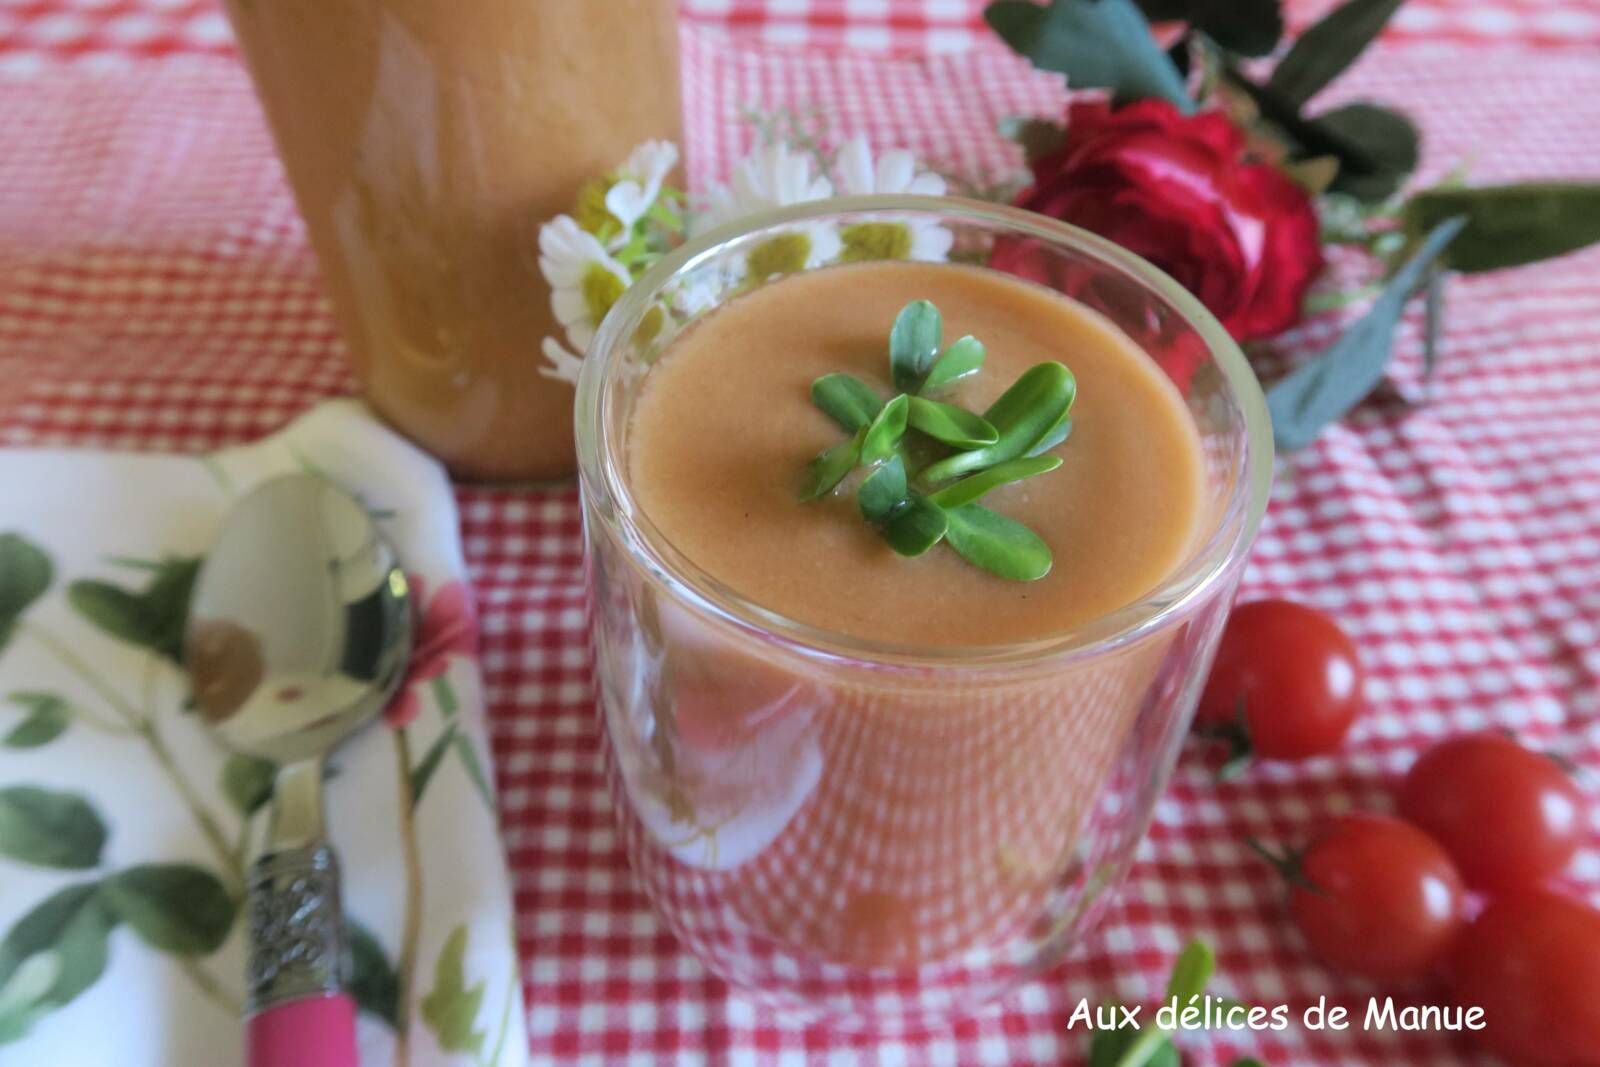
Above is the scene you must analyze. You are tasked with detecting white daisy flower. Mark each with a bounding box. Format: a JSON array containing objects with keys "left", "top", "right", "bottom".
[
  {"left": 697, "top": 142, "right": 836, "bottom": 231},
  {"left": 539, "top": 336, "right": 585, "bottom": 385},
  {"left": 694, "top": 143, "right": 841, "bottom": 282},
  {"left": 604, "top": 139, "right": 680, "bottom": 233},
  {"left": 835, "top": 136, "right": 947, "bottom": 198},
  {"left": 539, "top": 215, "right": 634, "bottom": 352},
  {"left": 832, "top": 135, "right": 954, "bottom": 263}
]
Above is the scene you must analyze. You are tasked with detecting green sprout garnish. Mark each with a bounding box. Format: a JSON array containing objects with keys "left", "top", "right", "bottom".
[{"left": 798, "top": 299, "right": 1076, "bottom": 581}]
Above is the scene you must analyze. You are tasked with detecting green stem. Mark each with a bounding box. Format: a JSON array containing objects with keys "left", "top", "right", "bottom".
[
  {"left": 1303, "top": 283, "right": 1380, "bottom": 313},
  {"left": 178, "top": 956, "right": 243, "bottom": 1016},
  {"left": 199, "top": 455, "right": 236, "bottom": 498},
  {"left": 393, "top": 729, "right": 423, "bottom": 1067},
  {"left": 23, "top": 622, "right": 147, "bottom": 728},
  {"left": 24, "top": 622, "right": 244, "bottom": 894},
  {"left": 138, "top": 717, "right": 244, "bottom": 894},
  {"left": 481, "top": 955, "right": 519, "bottom": 1067},
  {"left": 231, "top": 816, "right": 252, "bottom": 875}
]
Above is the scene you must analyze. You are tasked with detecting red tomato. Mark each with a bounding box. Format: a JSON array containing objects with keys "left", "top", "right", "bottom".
[
  {"left": 1268, "top": 813, "right": 1466, "bottom": 983},
  {"left": 1196, "top": 598, "right": 1364, "bottom": 762},
  {"left": 1399, "top": 732, "right": 1586, "bottom": 893},
  {"left": 1451, "top": 889, "right": 1600, "bottom": 1067}
]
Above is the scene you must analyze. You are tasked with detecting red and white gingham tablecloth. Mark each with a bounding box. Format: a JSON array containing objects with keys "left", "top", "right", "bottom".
[{"left": 1, "top": 2, "right": 1597, "bottom": 1064}]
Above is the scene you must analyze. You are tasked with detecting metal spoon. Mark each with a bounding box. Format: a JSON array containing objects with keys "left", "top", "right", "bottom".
[{"left": 185, "top": 473, "right": 411, "bottom": 1067}]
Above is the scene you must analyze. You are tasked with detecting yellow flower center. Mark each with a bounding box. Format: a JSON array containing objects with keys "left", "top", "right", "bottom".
[
  {"left": 574, "top": 177, "right": 622, "bottom": 244},
  {"left": 745, "top": 232, "right": 813, "bottom": 282},
  {"left": 840, "top": 222, "right": 914, "bottom": 263},
  {"left": 581, "top": 262, "right": 627, "bottom": 326},
  {"left": 637, "top": 304, "right": 666, "bottom": 345}
]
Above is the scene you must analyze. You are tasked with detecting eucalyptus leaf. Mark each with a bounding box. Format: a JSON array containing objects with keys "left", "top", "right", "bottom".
[
  {"left": 0, "top": 533, "right": 51, "bottom": 656},
  {"left": 861, "top": 394, "right": 910, "bottom": 464},
  {"left": 3, "top": 693, "right": 69, "bottom": 749},
  {"left": 101, "top": 864, "right": 235, "bottom": 956},
  {"left": 810, "top": 373, "right": 883, "bottom": 431},
  {"left": 921, "top": 362, "right": 1077, "bottom": 482},
  {"left": 985, "top": 0, "right": 1194, "bottom": 111},
  {"left": 1267, "top": 0, "right": 1404, "bottom": 108},
  {"left": 926, "top": 456, "right": 1062, "bottom": 510},
  {"left": 0, "top": 787, "right": 106, "bottom": 870},
  {"left": 349, "top": 919, "right": 400, "bottom": 1027},
  {"left": 906, "top": 396, "right": 999, "bottom": 448},
  {"left": 799, "top": 430, "right": 865, "bottom": 501},
  {"left": 943, "top": 505, "right": 1053, "bottom": 581},
  {"left": 922, "top": 335, "right": 987, "bottom": 391},
  {"left": 858, "top": 455, "right": 909, "bottom": 523},
  {"left": 1164, "top": 939, "right": 1216, "bottom": 1002},
  {"left": 0, "top": 883, "right": 115, "bottom": 1044},
  {"left": 1135, "top": 0, "right": 1283, "bottom": 57},
  {"left": 889, "top": 300, "right": 942, "bottom": 392},
  {"left": 1310, "top": 103, "right": 1418, "bottom": 201},
  {"left": 883, "top": 496, "right": 949, "bottom": 557},
  {"left": 1403, "top": 182, "right": 1600, "bottom": 273},
  {"left": 1266, "top": 215, "right": 1466, "bottom": 450}
]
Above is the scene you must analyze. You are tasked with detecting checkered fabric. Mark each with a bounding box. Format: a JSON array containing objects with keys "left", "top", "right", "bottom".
[
  {"left": 2, "top": 2, "right": 1599, "bottom": 1065},
  {"left": 0, "top": 0, "right": 1597, "bottom": 67}
]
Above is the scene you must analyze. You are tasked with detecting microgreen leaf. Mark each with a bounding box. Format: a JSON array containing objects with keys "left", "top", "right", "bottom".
[
  {"left": 1026, "top": 409, "right": 1074, "bottom": 457},
  {"left": 858, "top": 455, "right": 908, "bottom": 523},
  {"left": 798, "top": 430, "right": 864, "bottom": 501},
  {"left": 811, "top": 373, "right": 884, "bottom": 431},
  {"left": 884, "top": 495, "right": 948, "bottom": 557},
  {"left": 943, "top": 504, "right": 1052, "bottom": 581},
  {"left": 889, "top": 301, "right": 943, "bottom": 392},
  {"left": 1164, "top": 940, "right": 1216, "bottom": 1004},
  {"left": 906, "top": 396, "right": 999, "bottom": 448},
  {"left": 1087, "top": 1025, "right": 1179, "bottom": 1067},
  {"left": 925, "top": 455, "right": 1061, "bottom": 510},
  {"left": 799, "top": 299, "right": 1077, "bottom": 582},
  {"left": 921, "top": 361, "right": 1076, "bottom": 482},
  {"left": 861, "top": 394, "right": 910, "bottom": 464},
  {"left": 922, "top": 335, "right": 986, "bottom": 392}
]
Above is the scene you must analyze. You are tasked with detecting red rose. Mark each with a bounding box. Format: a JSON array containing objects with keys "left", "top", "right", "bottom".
[{"left": 1012, "top": 99, "right": 1324, "bottom": 342}]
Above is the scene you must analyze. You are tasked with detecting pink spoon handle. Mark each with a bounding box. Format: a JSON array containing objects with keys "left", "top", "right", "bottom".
[
  {"left": 248, "top": 993, "right": 358, "bottom": 1067},
  {"left": 245, "top": 843, "right": 358, "bottom": 1067}
]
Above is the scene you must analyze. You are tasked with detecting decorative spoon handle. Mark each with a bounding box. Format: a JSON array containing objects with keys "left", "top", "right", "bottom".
[{"left": 244, "top": 842, "right": 359, "bottom": 1067}]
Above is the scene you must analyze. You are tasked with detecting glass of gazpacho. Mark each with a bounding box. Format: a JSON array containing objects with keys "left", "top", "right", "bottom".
[{"left": 576, "top": 196, "right": 1272, "bottom": 1022}]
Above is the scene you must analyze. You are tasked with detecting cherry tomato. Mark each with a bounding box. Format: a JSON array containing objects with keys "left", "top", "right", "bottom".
[
  {"left": 1451, "top": 889, "right": 1600, "bottom": 1067},
  {"left": 1263, "top": 813, "right": 1465, "bottom": 983},
  {"left": 1196, "top": 598, "right": 1364, "bottom": 762},
  {"left": 1399, "top": 732, "right": 1585, "bottom": 893}
]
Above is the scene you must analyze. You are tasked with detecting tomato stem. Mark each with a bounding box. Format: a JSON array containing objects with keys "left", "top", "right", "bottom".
[
  {"left": 1203, "top": 696, "right": 1255, "bottom": 780},
  {"left": 1246, "top": 837, "right": 1330, "bottom": 897}
]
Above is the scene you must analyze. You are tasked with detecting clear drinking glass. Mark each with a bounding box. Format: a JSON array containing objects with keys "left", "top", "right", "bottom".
[{"left": 575, "top": 196, "right": 1273, "bottom": 1024}]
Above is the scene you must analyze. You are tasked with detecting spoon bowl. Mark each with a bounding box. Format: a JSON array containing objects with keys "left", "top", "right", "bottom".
[{"left": 187, "top": 474, "right": 411, "bottom": 762}]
